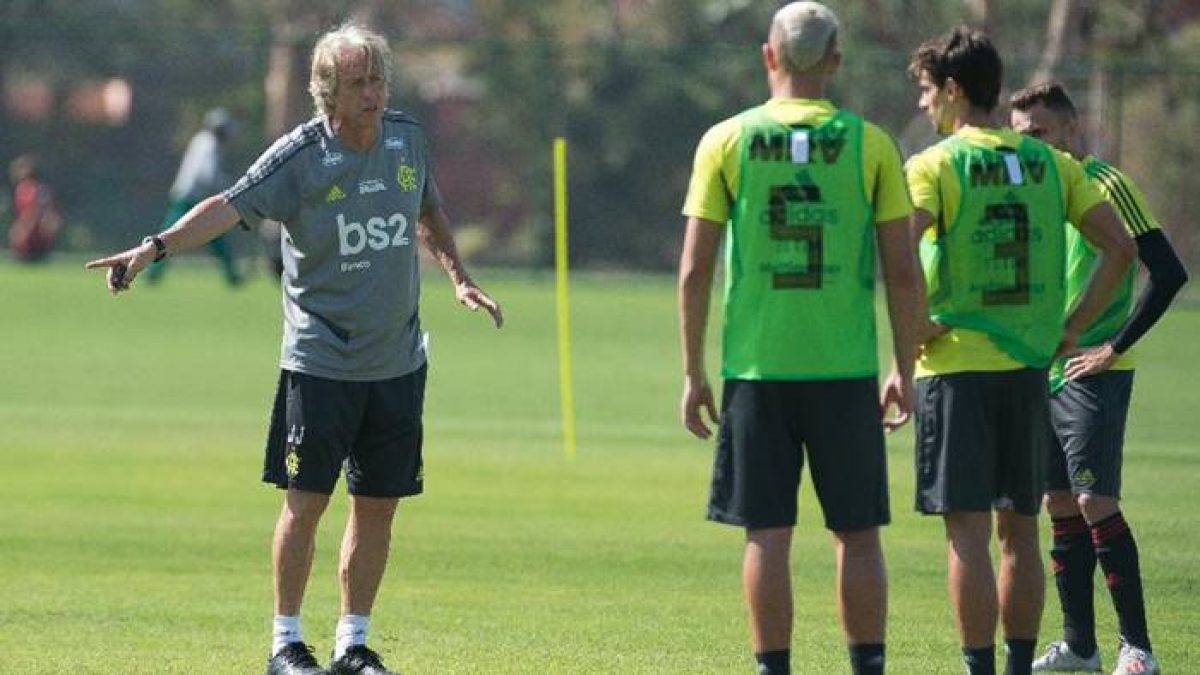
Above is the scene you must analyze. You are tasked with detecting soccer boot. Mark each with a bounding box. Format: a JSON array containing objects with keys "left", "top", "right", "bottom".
[
  {"left": 267, "top": 641, "right": 327, "bottom": 674},
  {"left": 1032, "top": 640, "right": 1102, "bottom": 672},
  {"left": 329, "top": 645, "right": 397, "bottom": 674},
  {"left": 1112, "top": 643, "right": 1159, "bottom": 675}
]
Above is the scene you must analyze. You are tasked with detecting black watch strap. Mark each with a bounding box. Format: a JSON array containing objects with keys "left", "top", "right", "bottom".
[{"left": 143, "top": 235, "right": 167, "bottom": 262}]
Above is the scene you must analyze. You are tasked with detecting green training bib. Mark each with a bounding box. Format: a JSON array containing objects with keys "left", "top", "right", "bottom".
[
  {"left": 721, "top": 106, "right": 877, "bottom": 380},
  {"left": 1048, "top": 156, "right": 1138, "bottom": 391},
  {"left": 922, "top": 135, "right": 1066, "bottom": 367}
]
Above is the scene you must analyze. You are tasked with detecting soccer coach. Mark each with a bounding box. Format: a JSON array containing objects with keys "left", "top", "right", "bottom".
[{"left": 87, "top": 23, "right": 502, "bottom": 675}]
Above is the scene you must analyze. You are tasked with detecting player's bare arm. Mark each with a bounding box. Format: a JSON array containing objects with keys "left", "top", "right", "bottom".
[
  {"left": 880, "top": 210, "right": 949, "bottom": 429},
  {"left": 906, "top": 208, "right": 952, "bottom": 345},
  {"left": 881, "top": 208, "right": 951, "bottom": 431},
  {"left": 678, "top": 216, "right": 723, "bottom": 440},
  {"left": 417, "top": 200, "right": 503, "bottom": 328},
  {"left": 1059, "top": 202, "right": 1137, "bottom": 358},
  {"left": 85, "top": 195, "right": 241, "bottom": 294},
  {"left": 877, "top": 216, "right": 921, "bottom": 431}
]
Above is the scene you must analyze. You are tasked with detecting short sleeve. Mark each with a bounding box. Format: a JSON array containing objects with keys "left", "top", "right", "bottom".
[
  {"left": 223, "top": 134, "right": 303, "bottom": 227},
  {"left": 905, "top": 148, "right": 942, "bottom": 219},
  {"left": 1055, "top": 151, "right": 1105, "bottom": 226},
  {"left": 682, "top": 117, "right": 739, "bottom": 224},
  {"left": 1088, "top": 163, "right": 1161, "bottom": 236},
  {"left": 420, "top": 133, "right": 442, "bottom": 209},
  {"left": 864, "top": 124, "right": 912, "bottom": 223},
  {"left": 422, "top": 172, "right": 442, "bottom": 209}
]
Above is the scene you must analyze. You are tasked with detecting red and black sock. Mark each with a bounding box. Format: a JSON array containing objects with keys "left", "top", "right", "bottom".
[
  {"left": 1091, "top": 511, "right": 1152, "bottom": 652},
  {"left": 1050, "top": 514, "right": 1097, "bottom": 658}
]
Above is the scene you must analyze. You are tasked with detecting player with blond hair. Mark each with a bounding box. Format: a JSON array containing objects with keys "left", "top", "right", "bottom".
[{"left": 679, "top": 3, "right": 931, "bottom": 673}]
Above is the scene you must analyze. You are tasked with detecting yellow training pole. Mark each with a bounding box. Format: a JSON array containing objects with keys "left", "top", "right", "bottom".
[{"left": 553, "top": 137, "right": 577, "bottom": 460}]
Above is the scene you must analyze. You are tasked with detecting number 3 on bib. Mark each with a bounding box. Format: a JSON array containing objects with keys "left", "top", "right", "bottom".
[{"left": 982, "top": 202, "right": 1030, "bottom": 306}]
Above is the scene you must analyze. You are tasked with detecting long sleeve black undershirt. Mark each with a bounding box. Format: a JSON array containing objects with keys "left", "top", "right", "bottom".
[{"left": 1111, "top": 229, "right": 1189, "bottom": 354}]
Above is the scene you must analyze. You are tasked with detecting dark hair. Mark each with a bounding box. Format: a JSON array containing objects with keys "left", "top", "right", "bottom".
[
  {"left": 1009, "top": 82, "right": 1078, "bottom": 118},
  {"left": 908, "top": 26, "right": 1003, "bottom": 112}
]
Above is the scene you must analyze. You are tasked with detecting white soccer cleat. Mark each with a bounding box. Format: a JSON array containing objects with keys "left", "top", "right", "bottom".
[
  {"left": 1032, "top": 641, "right": 1102, "bottom": 672},
  {"left": 1112, "top": 643, "right": 1159, "bottom": 675}
]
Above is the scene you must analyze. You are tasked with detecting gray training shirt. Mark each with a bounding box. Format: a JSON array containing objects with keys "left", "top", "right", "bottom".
[{"left": 224, "top": 111, "right": 439, "bottom": 381}]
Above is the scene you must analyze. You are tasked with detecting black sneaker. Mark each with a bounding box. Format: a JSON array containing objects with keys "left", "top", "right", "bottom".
[
  {"left": 267, "top": 642, "right": 327, "bottom": 675},
  {"left": 328, "top": 645, "right": 396, "bottom": 674}
]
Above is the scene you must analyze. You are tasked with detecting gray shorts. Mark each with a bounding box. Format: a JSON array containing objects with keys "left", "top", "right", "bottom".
[
  {"left": 1047, "top": 369, "right": 1134, "bottom": 498},
  {"left": 914, "top": 369, "right": 1050, "bottom": 516},
  {"left": 707, "top": 377, "right": 890, "bottom": 532}
]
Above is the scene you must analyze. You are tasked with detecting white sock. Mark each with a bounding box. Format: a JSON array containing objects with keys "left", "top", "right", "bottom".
[
  {"left": 333, "top": 614, "right": 370, "bottom": 659},
  {"left": 272, "top": 615, "right": 303, "bottom": 656}
]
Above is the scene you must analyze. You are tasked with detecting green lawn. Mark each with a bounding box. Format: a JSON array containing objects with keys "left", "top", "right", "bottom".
[{"left": 0, "top": 258, "right": 1196, "bottom": 673}]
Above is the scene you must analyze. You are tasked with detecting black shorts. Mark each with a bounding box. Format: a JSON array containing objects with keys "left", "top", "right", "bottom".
[
  {"left": 1047, "top": 370, "right": 1134, "bottom": 498},
  {"left": 262, "top": 365, "right": 427, "bottom": 498},
  {"left": 914, "top": 368, "right": 1049, "bottom": 516},
  {"left": 707, "top": 377, "right": 889, "bottom": 532}
]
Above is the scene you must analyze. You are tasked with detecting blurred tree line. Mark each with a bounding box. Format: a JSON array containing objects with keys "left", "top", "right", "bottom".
[{"left": 0, "top": 0, "right": 1196, "bottom": 271}]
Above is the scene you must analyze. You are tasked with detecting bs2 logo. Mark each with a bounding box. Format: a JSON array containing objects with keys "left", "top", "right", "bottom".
[{"left": 337, "top": 212, "right": 411, "bottom": 255}]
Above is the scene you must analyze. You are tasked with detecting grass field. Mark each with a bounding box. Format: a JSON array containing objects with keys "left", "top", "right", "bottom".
[{"left": 0, "top": 257, "right": 1196, "bottom": 674}]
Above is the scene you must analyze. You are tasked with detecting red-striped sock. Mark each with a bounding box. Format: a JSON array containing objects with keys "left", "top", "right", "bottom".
[
  {"left": 1050, "top": 515, "right": 1097, "bottom": 658},
  {"left": 1091, "top": 511, "right": 1152, "bottom": 651}
]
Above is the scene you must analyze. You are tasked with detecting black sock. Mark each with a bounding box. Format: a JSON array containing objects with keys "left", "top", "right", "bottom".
[
  {"left": 962, "top": 646, "right": 995, "bottom": 675},
  {"left": 755, "top": 649, "right": 790, "bottom": 675},
  {"left": 1092, "top": 511, "right": 1152, "bottom": 651},
  {"left": 1004, "top": 638, "right": 1035, "bottom": 675},
  {"left": 1050, "top": 515, "right": 1097, "bottom": 657},
  {"left": 848, "top": 643, "right": 884, "bottom": 675}
]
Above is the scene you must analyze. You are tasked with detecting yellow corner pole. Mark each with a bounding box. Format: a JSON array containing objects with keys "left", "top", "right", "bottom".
[{"left": 553, "top": 137, "right": 577, "bottom": 460}]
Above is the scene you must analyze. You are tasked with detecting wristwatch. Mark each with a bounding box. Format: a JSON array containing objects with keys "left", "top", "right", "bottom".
[{"left": 142, "top": 235, "right": 168, "bottom": 262}]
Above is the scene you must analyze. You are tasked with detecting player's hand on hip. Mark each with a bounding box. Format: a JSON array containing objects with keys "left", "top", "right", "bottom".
[
  {"left": 1064, "top": 342, "right": 1117, "bottom": 381},
  {"left": 681, "top": 375, "right": 719, "bottom": 440},
  {"left": 85, "top": 241, "right": 156, "bottom": 294},
  {"left": 455, "top": 282, "right": 503, "bottom": 328},
  {"left": 880, "top": 367, "right": 913, "bottom": 433}
]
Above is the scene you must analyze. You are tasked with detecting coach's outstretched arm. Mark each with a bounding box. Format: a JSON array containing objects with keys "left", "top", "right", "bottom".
[
  {"left": 417, "top": 200, "right": 503, "bottom": 328},
  {"left": 85, "top": 195, "right": 241, "bottom": 294}
]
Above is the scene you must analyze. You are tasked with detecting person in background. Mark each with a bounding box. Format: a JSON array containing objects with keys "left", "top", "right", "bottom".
[
  {"left": 146, "top": 107, "right": 243, "bottom": 285},
  {"left": 7, "top": 154, "right": 61, "bottom": 262},
  {"left": 1010, "top": 82, "right": 1187, "bottom": 675}
]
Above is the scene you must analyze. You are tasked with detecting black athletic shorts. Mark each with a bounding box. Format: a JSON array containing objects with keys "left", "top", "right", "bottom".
[
  {"left": 914, "top": 368, "right": 1049, "bottom": 516},
  {"left": 707, "top": 377, "right": 889, "bottom": 532},
  {"left": 262, "top": 365, "right": 427, "bottom": 498},
  {"left": 1047, "top": 369, "right": 1134, "bottom": 498}
]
